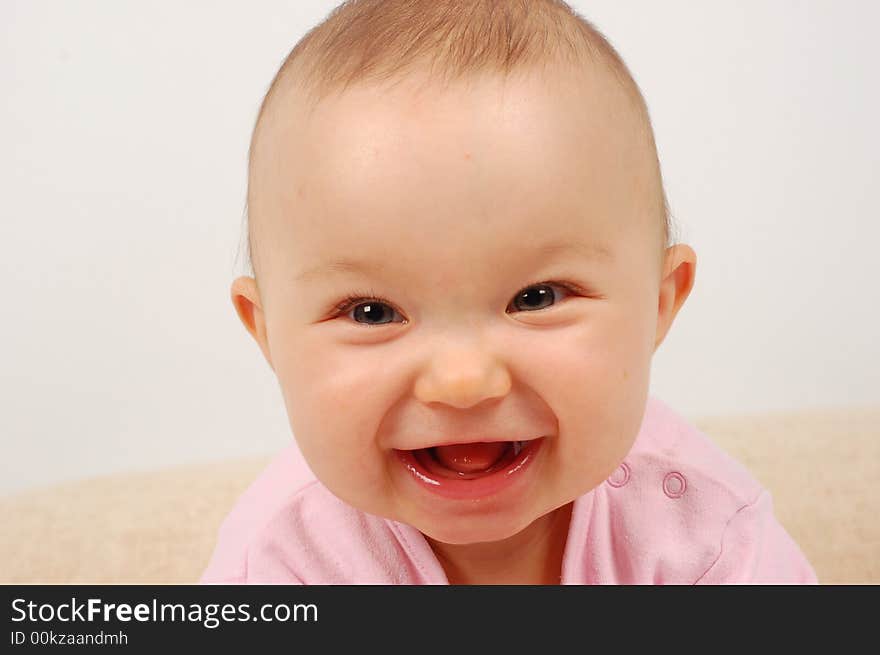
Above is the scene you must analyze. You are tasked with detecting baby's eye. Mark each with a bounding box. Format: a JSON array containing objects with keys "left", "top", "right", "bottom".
[
  {"left": 333, "top": 281, "right": 578, "bottom": 327},
  {"left": 506, "top": 282, "right": 574, "bottom": 313},
  {"left": 335, "top": 296, "right": 405, "bottom": 326}
]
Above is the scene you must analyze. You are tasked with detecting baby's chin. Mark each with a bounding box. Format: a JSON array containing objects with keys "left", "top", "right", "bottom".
[
  {"left": 399, "top": 500, "right": 557, "bottom": 547},
  {"left": 331, "top": 486, "right": 542, "bottom": 545},
  {"left": 417, "top": 521, "right": 533, "bottom": 546}
]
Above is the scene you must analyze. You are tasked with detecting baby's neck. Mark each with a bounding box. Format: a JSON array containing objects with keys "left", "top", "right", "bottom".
[{"left": 427, "top": 502, "right": 574, "bottom": 585}]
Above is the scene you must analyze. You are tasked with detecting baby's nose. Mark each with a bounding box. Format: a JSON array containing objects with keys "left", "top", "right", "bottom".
[{"left": 414, "top": 349, "right": 511, "bottom": 409}]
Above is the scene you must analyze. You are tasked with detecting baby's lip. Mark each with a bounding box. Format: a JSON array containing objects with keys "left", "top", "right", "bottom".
[
  {"left": 397, "top": 435, "right": 540, "bottom": 451},
  {"left": 394, "top": 437, "right": 546, "bottom": 500}
]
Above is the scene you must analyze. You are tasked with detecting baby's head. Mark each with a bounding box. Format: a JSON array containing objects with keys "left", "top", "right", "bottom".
[{"left": 232, "top": 0, "right": 696, "bottom": 547}]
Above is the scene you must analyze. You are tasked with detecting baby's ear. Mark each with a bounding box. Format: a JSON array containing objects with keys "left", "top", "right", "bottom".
[
  {"left": 230, "top": 276, "right": 274, "bottom": 371},
  {"left": 654, "top": 245, "right": 697, "bottom": 352}
]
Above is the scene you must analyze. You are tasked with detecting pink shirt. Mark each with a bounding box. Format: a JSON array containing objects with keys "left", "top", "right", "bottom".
[{"left": 200, "top": 396, "right": 818, "bottom": 584}]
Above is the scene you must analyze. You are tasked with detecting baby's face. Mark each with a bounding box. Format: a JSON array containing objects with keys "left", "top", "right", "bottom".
[{"left": 242, "top": 64, "right": 672, "bottom": 545}]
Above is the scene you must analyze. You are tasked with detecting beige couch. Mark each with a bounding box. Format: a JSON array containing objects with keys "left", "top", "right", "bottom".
[{"left": 2, "top": 406, "right": 877, "bottom": 584}]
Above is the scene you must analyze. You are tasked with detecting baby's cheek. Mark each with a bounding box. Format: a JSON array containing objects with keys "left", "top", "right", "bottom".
[
  {"left": 539, "top": 322, "right": 632, "bottom": 399},
  {"left": 278, "top": 350, "right": 396, "bottom": 502},
  {"left": 539, "top": 320, "right": 648, "bottom": 469}
]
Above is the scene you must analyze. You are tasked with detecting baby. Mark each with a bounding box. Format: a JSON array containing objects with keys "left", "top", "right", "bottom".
[{"left": 202, "top": 0, "right": 817, "bottom": 584}]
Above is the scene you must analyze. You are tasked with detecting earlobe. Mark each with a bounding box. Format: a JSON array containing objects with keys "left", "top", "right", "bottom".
[
  {"left": 654, "top": 245, "right": 697, "bottom": 352},
  {"left": 230, "top": 276, "right": 274, "bottom": 371}
]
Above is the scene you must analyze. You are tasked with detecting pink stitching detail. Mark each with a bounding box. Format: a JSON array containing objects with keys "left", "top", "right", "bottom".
[
  {"left": 607, "top": 462, "right": 631, "bottom": 488},
  {"left": 663, "top": 471, "right": 687, "bottom": 498}
]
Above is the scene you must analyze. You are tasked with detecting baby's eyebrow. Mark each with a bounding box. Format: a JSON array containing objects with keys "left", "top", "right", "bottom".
[
  {"left": 296, "top": 258, "right": 385, "bottom": 284},
  {"left": 295, "top": 240, "right": 612, "bottom": 284}
]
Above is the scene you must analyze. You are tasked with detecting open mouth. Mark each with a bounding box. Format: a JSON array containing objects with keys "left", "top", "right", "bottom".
[
  {"left": 394, "top": 437, "right": 545, "bottom": 501},
  {"left": 413, "top": 440, "right": 530, "bottom": 480}
]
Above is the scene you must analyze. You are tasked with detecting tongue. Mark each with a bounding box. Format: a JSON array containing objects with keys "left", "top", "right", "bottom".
[{"left": 432, "top": 442, "right": 510, "bottom": 473}]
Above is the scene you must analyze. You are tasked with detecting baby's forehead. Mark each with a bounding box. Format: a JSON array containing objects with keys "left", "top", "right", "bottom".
[
  {"left": 256, "top": 63, "right": 647, "bottom": 192},
  {"left": 248, "top": 66, "right": 663, "bottom": 282}
]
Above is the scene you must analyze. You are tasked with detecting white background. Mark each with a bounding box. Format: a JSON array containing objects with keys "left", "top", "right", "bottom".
[{"left": 2, "top": 0, "right": 878, "bottom": 494}]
